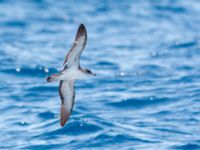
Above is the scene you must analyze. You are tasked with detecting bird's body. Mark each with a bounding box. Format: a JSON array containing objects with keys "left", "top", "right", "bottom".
[
  {"left": 47, "top": 24, "right": 95, "bottom": 126},
  {"left": 49, "top": 67, "right": 90, "bottom": 81}
]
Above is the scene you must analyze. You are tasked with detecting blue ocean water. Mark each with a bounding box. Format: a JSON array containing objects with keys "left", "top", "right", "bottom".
[{"left": 0, "top": 0, "right": 200, "bottom": 149}]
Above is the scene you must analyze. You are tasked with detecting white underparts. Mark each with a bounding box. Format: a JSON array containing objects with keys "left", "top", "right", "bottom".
[{"left": 56, "top": 67, "right": 89, "bottom": 81}]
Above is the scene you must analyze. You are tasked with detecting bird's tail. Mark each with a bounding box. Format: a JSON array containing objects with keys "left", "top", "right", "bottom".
[{"left": 46, "top": 74, "right": 59, "bottom": 82}]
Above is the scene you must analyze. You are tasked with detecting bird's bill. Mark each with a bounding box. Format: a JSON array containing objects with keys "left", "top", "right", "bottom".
[{"left": 91, "top": 72, "right": 97, "bottom": 76}]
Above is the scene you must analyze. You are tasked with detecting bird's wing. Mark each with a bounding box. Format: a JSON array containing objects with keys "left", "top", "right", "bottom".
[
  {"left": 63, "top": 24, "right": 87, "bottom": 68},
  {"left": 59, "top": 80, "right": 75, "bottom": 126}
]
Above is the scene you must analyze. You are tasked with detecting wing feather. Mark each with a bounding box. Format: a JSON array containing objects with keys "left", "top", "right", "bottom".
[
  {"left": 59, "top": 80, "right": 75, "bottom": 126},
  {"left": 63, "top": 24, "right": 87, "bottom": 67}
]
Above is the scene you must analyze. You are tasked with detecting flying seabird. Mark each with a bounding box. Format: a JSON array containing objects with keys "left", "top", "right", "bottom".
[{"left": 47, "top": 24, "right": 96, "bottom": 127}]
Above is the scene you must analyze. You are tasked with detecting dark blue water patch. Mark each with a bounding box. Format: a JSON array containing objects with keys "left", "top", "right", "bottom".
[
  {"left": 72, "top": 106, "right": 90, "bottom": 115},
  {"left": 149, "top": 110, "right": 172, "bottom": 117},
  {"left": 83, "top": 133, "right": 155, "bottom": 148},
  {"left": 0, "top": 32, "right": 26, "bottom": 43},
  {"left": 0, "top": 58, "right": 14, "bottom": 67},
  {"left": 13, "top": 85, "right": 57, "bottom": 101},
  {"left": 169, "top": 40, "right": 198, "bottom": 49},
  {"left": 0, "top": 104, "right": 21, "bottom": 113},
  {"left": 30, "top": 0, "right": 50, "bottom": 9},
  {"left": 176, "top": 65, "right": 193, "bottom": 71},
  {"left": 96, "top": 5, "right": 109, "bottom": 13},
  {"left": 171, "top": 74, "right": 200, "bottom": 84},
  {"left": 95, "top": 61, "right": 119, "bottom": 70},
  {"left": 38, "top": 111, "right": 55, "bottom": 120},
  {"left": 152, "top": 3, "right": 186, "bottom": 14},
  {"left": 46, "top": 121, "right": 102, "bottom": 136},
  {"left": 23, "top": 91, "right": 58, "bottom": 102},
  {"left": 0, "top": 0, "right": 6, "bottom": 3},
  {"left": 0, "top": 145, "right": 16, "bottom": 150},
  {"left": 2, "top": 20, "right": 27, "bottom": 28},
  {"left": 187, "top": 117, "right": 199, "bottom": 125},
  {"left": 172, "top": 143, "right": 200, "bottom": 150},
  {"left": 26, "top": 85, "right": 57, "bottom": 93},
  {"left": 88, "top": 116, "right": 117, "bottom": 129},
  {"left": 107, "top": 96, "right": 170, "bottom": 109},
  {"left": 192, "top": 93, "right": 200, "bottom": 100},
  {"left": 9, "top": 95, "right": 24, "bottom": 102},
  {"left": 76, "top": 80, "right": 96, "bottom": 89},
  {"left": 154, "top": 127, "right": 189, "bottom": 135}
]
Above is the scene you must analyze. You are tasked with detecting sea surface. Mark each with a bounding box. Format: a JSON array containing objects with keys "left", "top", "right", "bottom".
[{"left": 0, "top": 0, "right": 200, "bottom": 149}]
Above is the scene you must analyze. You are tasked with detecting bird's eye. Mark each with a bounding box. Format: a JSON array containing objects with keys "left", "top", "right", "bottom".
[{"left": 86, "top": 69, "right": 91, "bottom": 73}]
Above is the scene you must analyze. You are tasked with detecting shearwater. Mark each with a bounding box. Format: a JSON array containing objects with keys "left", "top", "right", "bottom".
[{"left": 47, "top": 24, "right": 96, "bottom": 127}]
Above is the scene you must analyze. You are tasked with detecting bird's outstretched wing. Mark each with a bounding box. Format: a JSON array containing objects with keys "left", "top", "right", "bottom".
[
  {"left": 63, "top": 24, "right": 87, "bottom": 67},
  {"left": 59, "top": 80, "right": 75, "bottom": 126}
]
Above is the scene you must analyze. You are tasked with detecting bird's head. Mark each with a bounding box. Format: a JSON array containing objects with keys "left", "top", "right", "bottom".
[{"left": 84, "top": 68, "right": 96, "bottom": 76}]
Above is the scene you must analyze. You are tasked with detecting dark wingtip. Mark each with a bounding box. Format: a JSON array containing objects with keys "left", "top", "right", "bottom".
[
  {"left": 79, "top": 23, "right": 85, "bottom": 29},
  {"left": 46, "top": 76, "right": 55, "bottom": 82},
  {"left": 60, "top": 122, "right": 65, "bottom": 127},
  {"left": 77, "top": 23, "right": 87, "bottom": 36},
  {"left": 46, "top": 76, "right": 51, "bottom": 82},
  {"left": 60, "top": 105, "right": 71, "bottom": 127}
]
